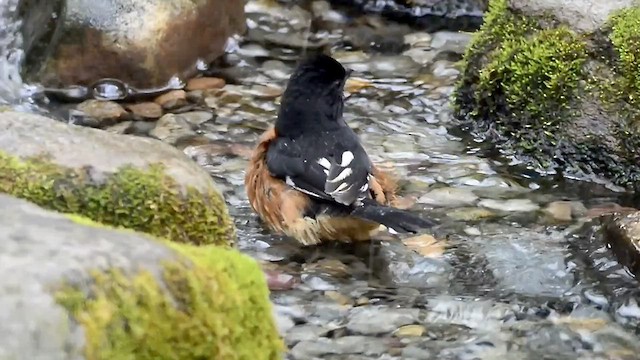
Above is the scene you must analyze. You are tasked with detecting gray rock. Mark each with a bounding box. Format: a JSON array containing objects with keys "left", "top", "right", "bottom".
[
  {"left": 509, "top": 0, "right": 634, "bottom": 33},
  {"left": 285, "top": 324, "right": 331, "bottom": 344},
  {"left": 0, "top": 111, "right": 215, "bottom": 193},
  {"left": 149, "top": 113, "right": 197, "bottom": 145},
  {"left": 0, "top": 110, "right": 234, "bottom": 246},
  {"left": 478, "top": 198, "right": 540, "bottom": 212},
  {"left": 418, "top": 187, "right": 479, "bottom": 207},
  {"left": 347, "top": 306, "right": 421, "bottom": 335},
  {"left": 289, "top": 336, "right": 388, "bottom": 358},
  {"left": 430, "top": 31, "right": 473, "bottom": 54},
  {"left": 21, "top": 0, "right": 246, "bottom": 88},
  {"left": 0, "top": 194, "right": 175, "bottom": 359}
]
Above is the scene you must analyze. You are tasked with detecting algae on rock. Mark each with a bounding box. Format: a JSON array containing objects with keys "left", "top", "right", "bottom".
[
  {"left": 453, "top": 0, "right": 640, "bottom": 191},
  {"left": 56, "top": 243, "right": 284, "bottom": 360},
  {"left": 0, "top": 111, "right": 236, "bottom": 246}
]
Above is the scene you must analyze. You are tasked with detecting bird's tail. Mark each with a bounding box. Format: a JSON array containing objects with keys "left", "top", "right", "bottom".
[{"left": 349, "top": 199, "right": 436, "bottom": 234}]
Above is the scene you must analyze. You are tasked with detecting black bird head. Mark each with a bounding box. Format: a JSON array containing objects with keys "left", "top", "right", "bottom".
[{"left": 276, "top": 54, "right": 352, "bottom": 137}]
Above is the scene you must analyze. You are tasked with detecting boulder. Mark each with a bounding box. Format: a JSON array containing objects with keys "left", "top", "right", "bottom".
[
  {"left": 453, "top": 0, "right": 640, "bottom": 191},
  {"left": 0, "top": 110, "right": 235, "bottom": 246},
  {"left": 0, "top": 193, "right": 283, "bottom": 359},
  {"left": 20, "top": 0, "right": 246, "bottom": 89}
]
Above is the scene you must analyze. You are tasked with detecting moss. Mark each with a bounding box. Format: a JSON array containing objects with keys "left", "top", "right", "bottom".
[
  {"left": 56, "top": 242, "right": 284, "bottom": 360},
  {"left": 0, "top": 151, "right": 235, "bottom": 246},
  {"left": 609, "top": 6, "right": 640, "bottom": 106},
  {"left": 452, "top": 0, "right": 640, "bottom": 190},
  {"left": 476, "top": 27, "right": 586, "bottom": 140}
]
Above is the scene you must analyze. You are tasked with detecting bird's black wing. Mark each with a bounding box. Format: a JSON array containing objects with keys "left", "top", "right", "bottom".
[{"left": 266, "top": 131, "right": 373, "bottom": 206}]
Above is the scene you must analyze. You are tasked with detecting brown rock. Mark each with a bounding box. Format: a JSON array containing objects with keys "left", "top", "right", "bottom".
[
  {"left": 24, "top": 0, "right": 246, "bottom": 89},
  {"left": 125, "top": 102, "right": 164, "bottom": 119},
  {"left": 75, "top": 100, "right": 127, "bottom": 128},
  {"left": 603, "top": 211, "right": 640, "bottom": 276},
  {"left": 186, "top": 77, "right": 226, "bottom": 91},
  {"left": 154, "top": 90, "right": 188, "bottom": 110}
]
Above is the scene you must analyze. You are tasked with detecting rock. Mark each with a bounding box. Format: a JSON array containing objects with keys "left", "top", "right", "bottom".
[
  {"left": 186, "top": 77, "right": 226, "bottom": 91},
  {"left": 0, "top": 194, "right": 283, "bottom": 360},
  {"left": 543, "top": 201, "right": 574, "bottom": 222},
  {"left": 154, "top": 90, "right": 189, "bottom": 110},
  {"left": 430, "top": 31, "right": 473, "bottom": 54},
  {"left": 125, "top": 102, "right": 164, "bottom": 120},
  {"left": 418, "top": 186, "right": 479, "bottom": 207},
  {"left": 21, "top": 0, "right": 246, "bottom": 88},
  {"left": 289, "top": 336, "right": 388, "bottom": 358},
  {"left": 478, "top": 198, "right": 540, "bottom": 212},
  {"left": 346, "top": 306, "right": 421, "bottom": 335},
  {"left": 393, "top": 324, "right": 427, "bottom": 337},
  {"left": 453, "top": 0, "right": 640, "bottom": 191},
  {"left": 0, "top": 110, "right": 235, "bottom": 246},
  {"left": 74, "top": 99, "right": 127, "bottom": 128},
  {"left": 603, "top": 211, "right": 640, "bottom": 276},
  {"left": 149, "top": 113, "right": 198, "bottom": 145}
]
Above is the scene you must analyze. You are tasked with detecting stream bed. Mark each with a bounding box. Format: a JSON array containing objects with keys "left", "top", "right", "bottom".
[{"left": 4, "top": 0, "right": 640, "bottom": 359}]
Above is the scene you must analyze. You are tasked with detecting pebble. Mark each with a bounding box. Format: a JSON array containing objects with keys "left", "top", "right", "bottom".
[
  {"left": 185, "top": 77, "right": 226, "bottom": 91},
  {"left": 347, "top": 307, "right": 420, "bottom": 335},
  {"left": 543, "top": 201, "right": 574, "bottom": 222},
  {"left": 178, "top": 111, "right": 214, "bottom": 126},
  {"left": 75, "top": 99, "right": 127, "bottom": 127},
  {"left": 154, "top": 89, "right": 188, "bottom": 109},
  {"left": 393, "top": 324, "right": 426, "bottom": 337},
  {"left": 149, "top": 113, "right": 196, "bottom": 145},
  {"left": 478, "top": 198, "right": 540, "bottom": 212},
  {"left": 430, "top": 31, "right": 473, "bottom": 54},
  {"left": 285, "top": 324, "right": 331, "bottom": 344},
  {"left": 125, "top": 102, "right": 163, "bottom": 119},
  {"left": 418, "top": 187, "right": 479, "bottom": 207}
]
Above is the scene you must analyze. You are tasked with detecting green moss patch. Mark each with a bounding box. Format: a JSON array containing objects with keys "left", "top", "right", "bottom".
[
  {"left": 610, "top": 6, "right": 640, "bottom": 105},
  {"left": 0, "top": 151, "right": 235, "bottom": 246},
  {"left": 56, "top": 242, "right": 284, "bottom": 360},
  {"left": 453, "top": 0, "right": 640, "bottom": 189}
]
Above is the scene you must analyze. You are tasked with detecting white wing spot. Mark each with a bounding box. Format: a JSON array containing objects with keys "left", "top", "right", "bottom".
[
  {"left": 317, "top": 158, "right": 331, "bottom": 169},
  {"left": 340, "top": 151, "right": 354, "bottom": 167},
  {"left": 332, "top": 182, "right": 349, "bottom": 193},
  {"left": 328, "top": 168, "right": 352, "bottom": 183},
  {"left": 388, "top": 227, "right": 399, "bottom": 235},
  {"left": 360, "top": 183, "right": 369, "bottom": 192},
  {"left": 323, "top": 169, "right": 329, "bottom": 175},
  {"left": 285, "top": 176, "right": 295, "bottom": 187}
]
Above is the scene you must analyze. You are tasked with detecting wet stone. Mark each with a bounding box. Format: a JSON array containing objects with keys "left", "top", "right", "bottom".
[
  {"left": 478, "top": 198, "right": 540, "bottom": 212},
  {"left": 125, "top": 102, "right": 163, "bottom": 120},
  {"left": 347, "top": 306, "right": 421, "bottom": 335},
  {"left": 418, "top": 187, "right": 478, "bottom": 207},
  {"left": 154, "top": 89, "right": 188, "bottom": 110},
  {"left": 185, "top": 77, "right": 226, "bottom": 91},
  {"left": 149, "top": 113, "right": 196, "bottom": 145},
  {"left": 74, "top": 99, "right": 127, "bottom": 128},
  {"left": 289, "top": 336, "right": 389, "bottom": 359},
  {"left": 285, "top": 324, "right": 331, "bottom": 344}
]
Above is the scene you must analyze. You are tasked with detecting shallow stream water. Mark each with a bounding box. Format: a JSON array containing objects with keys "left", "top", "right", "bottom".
[{"left": 4, "top": 0, "right": 640, "bottom": 359}]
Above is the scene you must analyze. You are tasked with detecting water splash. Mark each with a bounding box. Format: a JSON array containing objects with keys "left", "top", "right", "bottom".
[{"left": 0, "top": 0, "right": 39, "bottom": 108}]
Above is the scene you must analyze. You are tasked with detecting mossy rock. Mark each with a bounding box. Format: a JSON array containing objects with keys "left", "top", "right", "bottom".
[
  {"left": 0, "top": 110, "right": 235, "bottom": 246},
  {"left": 0, "top": 193, "right": 283, "bottom": 359},
  {"left": 453, "top": 0, "right": 640, "bottom": 191}
]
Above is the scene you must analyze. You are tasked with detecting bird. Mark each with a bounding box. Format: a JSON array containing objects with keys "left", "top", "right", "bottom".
[{"left": 244, "top": 53, "right": 435, "bottom": 246}]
